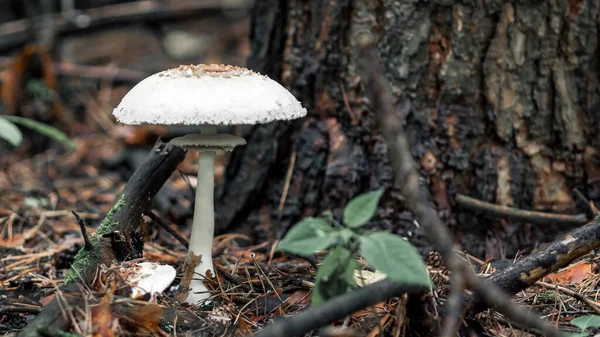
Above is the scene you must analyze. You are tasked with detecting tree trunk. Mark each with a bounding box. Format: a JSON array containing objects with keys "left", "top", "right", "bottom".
[{"left": 216, "top": 0, "right": 600, "bottom": 260}]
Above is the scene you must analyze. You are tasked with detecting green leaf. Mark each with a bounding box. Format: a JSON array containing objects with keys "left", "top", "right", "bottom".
[
  {"left": 311, "top": 246, "right": 357, "bottom": 306},
  {"left": 321, "top": 210, "right": 333, "bottom": 220},
  {"left": 569, "top": 315, "right": 600, "bottom": 337},
  {"left": 343, "top": 189, "right": 384, "bottom": 228},
  {"left": 3, "top": 115, "right": 76, "bottom": 150},
  {"left": 359, "top": 232, "right": 431, "bottom": 287},
  {"left": 276, "top": 217, "right": 335, "bottom": 256},
  {"left": 338, "top": 228, "right": 356, "bottom": 244},
  {"left": 571, "top": 315, "right": 600, "bottom": 330},
  {"left": 567, "top": 333, "right": 588, "bottom": 337},
  {"left": 0, "top": 116, "right": 23, "bottom": 147}
]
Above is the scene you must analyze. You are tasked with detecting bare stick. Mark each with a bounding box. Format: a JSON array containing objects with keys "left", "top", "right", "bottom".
[
  {"left": 147, "top": 210, "right": 189, "bottom": 248},
  {"left": 455, "top": 194, "right": 588, "bottom": 226},
  {"left": 71, "top": 211, "right": 93, "bottom": 251},
  {"left": 441, "top": 270, "right": 464, "bottom": 337},
  {"left": 254, "top": 280, "right": 426, "bottom": 337},
  {"left": 536, "top": 281, "right": 600, "bottom": 315},
  {"left": 355, "top": 34, "right": 564, "bottom": 337}
]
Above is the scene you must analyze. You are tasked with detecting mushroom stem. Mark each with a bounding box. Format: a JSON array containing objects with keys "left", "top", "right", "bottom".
[{"left": 185, "top": 125, "right": 217, "bottom": 303}]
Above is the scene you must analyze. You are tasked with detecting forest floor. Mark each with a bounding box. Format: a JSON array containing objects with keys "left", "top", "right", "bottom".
[
  {"left": 1, "top": 138, "right": 599, "bottom": 337},
  {"left": 1, "top": 2, "right": 600, "bottom": 337}
]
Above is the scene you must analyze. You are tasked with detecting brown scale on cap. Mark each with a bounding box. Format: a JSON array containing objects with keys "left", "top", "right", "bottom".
[{"left": 158, "top": 64, "right": 262, "bottom": 79}]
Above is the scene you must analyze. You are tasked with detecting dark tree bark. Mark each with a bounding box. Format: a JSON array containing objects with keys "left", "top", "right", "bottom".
[{"left": 216, "top": 0, "right": 600, "bottom": 260}]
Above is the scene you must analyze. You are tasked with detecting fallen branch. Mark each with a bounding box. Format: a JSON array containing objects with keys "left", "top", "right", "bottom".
[
  {"left": 17, "top": 139, "right": 186, "bottom": 337},
  {"left": 462, "top": 216, "right": 600, "bottom": 317},
  {"left": 0, "top": 55, "right": 149, "bottom": 83},
  {"left": 0, "top": 0, "right": 253, "bottom": 51},
  {"left": 354, "top": 35, "right": 564, "bottom": 337},
  {"left": 254, "top": 280, "right": 426, "bottom": 337},
  {"left": 455, "top": 193, "right": 589, "bottom": 226}
]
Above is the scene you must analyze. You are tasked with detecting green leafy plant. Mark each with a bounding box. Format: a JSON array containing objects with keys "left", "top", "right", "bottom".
[
  {"left": 0, "top": 115, "right": 76, "bottom": 150},
  {"left": 569, "top": 315, "right": 600, "bottom": 337},
  {"left": 276, "top": 188, "right": 431, "bottom": 306}
]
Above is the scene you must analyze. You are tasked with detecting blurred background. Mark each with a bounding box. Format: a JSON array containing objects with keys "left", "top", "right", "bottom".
[
  {"left": 0, "top": 0, "right": 252, "bottom": 158},
  {"left": 0, "top": 1, "right": 258, "bottom": 288}
]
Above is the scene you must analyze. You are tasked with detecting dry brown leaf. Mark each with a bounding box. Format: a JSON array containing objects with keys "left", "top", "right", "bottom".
[
  {"left": 116, "top": 302, "right": 163, "bottom": 334},
  {"left": 0, "top": 44, "right": 65, "bottom": 121},
  {"left": 284, "top": 290, "right": 311, "bottom": 306},
  {"left": 366, "top": 312, "right": 393, "bottom": 337},
  {"left": 0, "top": 233, "right": 27, "bottom": 248},
  {"left": 91, "top": 293, "right": 117, "bottom": 337},
  {"left": 236, "top": 318, "right": 254, "bottom": 336},
  {"left": 39, "top": 294, "right": 55, "bottom": 307},
  {"left": 351, "top": 301, "right": 387, "bottom": 319},
  {"left": 176, "top": 252, "right": 201, "bottom": 303},
  {"left": 545, "top": 262, "right": 595, "bottom": 285}
]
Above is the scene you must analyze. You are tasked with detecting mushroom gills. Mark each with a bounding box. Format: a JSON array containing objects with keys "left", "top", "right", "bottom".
[{"left": 169, "top": 133, "right": 247, "bottom": 152}]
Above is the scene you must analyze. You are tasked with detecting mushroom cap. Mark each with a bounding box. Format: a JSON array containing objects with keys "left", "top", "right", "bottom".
[{"left": 112, "top": 64, "right": 307, "bottom": 126}]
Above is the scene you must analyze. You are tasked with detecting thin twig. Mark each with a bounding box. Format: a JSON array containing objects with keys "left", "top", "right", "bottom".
[
  {"left": 214, "top": 264, "right": 252, "bottom": 293},
  {"left": 340, "top": 80, "right": 358, "bottom": 125},
  {"left": 0, "top": 55, "right": 148, "bottom": 83},
  {"left": 278, "top": 151, "right": 297, "bottom": 215},
  {"left": 54, "top": 62, "right": 147, "bottom": 82},
  {"left": 71, "top": 211, "right": 93, "bottom": 251},
  {"left": 455, "top": 193, "right": 588, "bottom": 226},
  {"left": 572, "top": 188, "right": 598, "bottom": 218},
  {"left": 254, "top": 280, "right": 426, "bottom": 337},
  {"left": 355, "top": 34, "right": 564, "bottom": 337},
  {"left": 441, "top": 270, "right": 464, "bottom": 337},
  {"left": 178, "top": 169, "right": 195, "bottom": 201},
  {"left": 147, "top": 210, "right": 189, "bottom": 249},
  {"left": 251, "top": 253, "right": 283, "bottom": 304},
  {"left": 536, "top": 281, "right": 600, "bottom": 315}
]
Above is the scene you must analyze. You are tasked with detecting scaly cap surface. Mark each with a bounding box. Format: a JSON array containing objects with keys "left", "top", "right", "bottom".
[{"left": 113, "top": 64, "right": 307, "bottom": 125}]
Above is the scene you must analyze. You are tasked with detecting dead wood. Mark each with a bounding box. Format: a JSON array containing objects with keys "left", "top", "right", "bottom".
[
  {"left": 455, "top": 193, "right": 589, "bottom": 226},
  {"left": 17, "top": 139, "right": 186, "bottom": 337},
  {"left": 462, "top": 216, "right": 600, "bottom": 317},
  {"left": 0, "top": 0, "right": 253, "bottom": 52},
  {"left": 254, "top": 279, "right": 427, "bottom": 337}
]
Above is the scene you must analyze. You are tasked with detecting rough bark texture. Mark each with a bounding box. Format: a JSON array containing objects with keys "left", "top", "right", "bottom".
[{"left": 217, "top": 0, "right": 600, "bottom": 259}]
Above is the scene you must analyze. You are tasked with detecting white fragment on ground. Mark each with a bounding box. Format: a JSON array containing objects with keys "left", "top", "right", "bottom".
[
  {"left": 353, "top": 269, "right": 387, "bottom": 287},
  {"left": 126, "top": 262, "right": 177, "bottom": 299},
  {"left": 208, "top": 304, "right": 235, "bottom": 324}
]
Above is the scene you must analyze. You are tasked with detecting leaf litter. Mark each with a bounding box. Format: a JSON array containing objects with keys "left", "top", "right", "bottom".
[{"left": 2, "top": 134, "right": 600, "bottom": 336}]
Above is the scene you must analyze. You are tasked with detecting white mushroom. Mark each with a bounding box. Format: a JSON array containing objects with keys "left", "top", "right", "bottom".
[
  {"left": 112, "top": 64, "right": 307, "bottom": 304},
  {"left": 124, "top": 262, "right": 177, "bottom": 300}
]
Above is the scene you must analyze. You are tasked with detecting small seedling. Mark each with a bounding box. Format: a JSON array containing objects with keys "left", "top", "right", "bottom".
[{"left": 276, "top": 188, "right": 431, "bottom": 306}]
